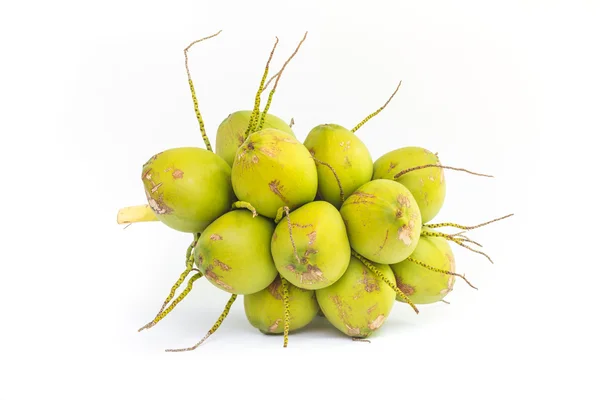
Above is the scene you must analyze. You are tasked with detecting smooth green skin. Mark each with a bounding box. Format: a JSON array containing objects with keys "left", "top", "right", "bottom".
[
  {"left": 303, "top": 124, "right": 373, "bottom": 209},
  {"left": 231, "top": 128, "right": 318, "bottom": 219},
  {"left": 390, "top": 229, "right": 456, "bottom": 304},
  {"left": 373, "top": 146, "right": 446, "bottom": 223},
  {"left": 216, "top": 110, "right": 295, "bottom": 167},
  {"left": 340, "top": 179, "right": 422, "bottom": 265},
  {"left": 141, "top": 147, "right": 235, "bottom": 233},
  {"left": 316, "top": 257, "right": 396, "bottom": 338},
  {"left": 271, "top": 201, "right": 351, "bottom": 290},
  {"left": 244, "top": 275, "right": 319, "bottom": 334},
  {"left": 194, "top": 210, "right": 278, "bottom": 295}
]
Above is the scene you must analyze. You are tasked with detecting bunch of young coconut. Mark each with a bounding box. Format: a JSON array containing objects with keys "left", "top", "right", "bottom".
[{"left": 117, "top": 31, "right": 513, "bottom": 351}]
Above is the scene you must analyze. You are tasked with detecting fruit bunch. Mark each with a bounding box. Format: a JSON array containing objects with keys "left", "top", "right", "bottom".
[{"left": 117, "top": 31, "right": 512, "bottom": 352}]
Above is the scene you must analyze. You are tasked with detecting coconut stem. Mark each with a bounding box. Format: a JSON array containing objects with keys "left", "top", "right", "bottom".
[
  {"left": 277, "top": 206, "right": 302, "bottom": 264},
  {"left": 274, "top": 207, "right": 285, "bottom": 224},
  {"left": 420, "top": 230, "right": 494, "bottom": 264},
  {"left": 138, "top": 234, "right": 200, "bottom": 332},
  {"left": 352, "top": 251, "right": 419, "bottom": 315},
  {"left": 257, "top": 31, "right": 308, "bottom": 131},
  {"left": 281, "top": 275, "right": 291, "bottom": 348},
  {"left": 139, "top": 272, "right": 203, "bottom": 332},
  {"left": 244, "top": 37, "right": 279, "bottom": 139},
  {"left": 424, "top": 214, "right": 514, "bottom": 231},
  {"left": 262, "top": 71, "right": 280, "bottom": 94},
  {"left": 394, "top": 164, "right": 493, "bottom": 179},
  {"left": 117, "top": 204, "right": 159, "bottom": 224},
  {"left": 406, "top": 256, "right": 478, "bottom": 290},
  {"left": 231, "top": 201, "right": 258, "bottom": 217},
  {"left": 453, "top": 235, "right": 483, "bottom": 248},
  {"left": 184, "top": 30, "right": 222, "bottom": 152},
  {"left": 311, "top": 156, "right": 345, "bottom": 204},
  {"left": 351, "top": 80, "right": 402, "bottom": 133},
  {"left": 165, "top": 294, "right": 238, "bottom": 352}
]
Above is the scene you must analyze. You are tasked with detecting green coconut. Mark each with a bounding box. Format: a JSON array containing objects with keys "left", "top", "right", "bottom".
[
  {"left": 244, "top": 275, "right": 319, "bottom": 334},
  {"left": 194, "top": 209, "right": 278, "bottom": 295},
  {"left": 316, "top": 256, "right": 396, "bottom": 338},
  {"left": 231, "top": 128, "right": 318, "bottom": 219},
  {"left": 303, "top": 124, "right": 373, "bottom": 209},
  {"left": 390, "top": 228, "right": 456, "bottom": 304},
  {"left": 340, "top": 179, "right": 422, "bottom": 264},
  {"left": 271, "top": 201, "right": 351, "bottom": 290},
  {"left": 216, "top": 110, "right": 295, "bottom": 167},
  {"left": 141, "top": 147, "right": 235, "bottom": 233},
  {"left": 372, "top": 146, "right": 446, "bottom": 223}
]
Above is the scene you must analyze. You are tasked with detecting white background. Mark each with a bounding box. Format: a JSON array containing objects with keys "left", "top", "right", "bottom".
[{"left": 1, "top": 0, "right": 598, "bottom": 398}]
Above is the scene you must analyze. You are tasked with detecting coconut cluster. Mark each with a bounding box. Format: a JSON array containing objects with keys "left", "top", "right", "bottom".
[{"left": 121, "top": 32, "right": 511, "bottom": 351}]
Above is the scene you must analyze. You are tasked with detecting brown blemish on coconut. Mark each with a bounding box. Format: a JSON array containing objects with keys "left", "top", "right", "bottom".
[
  {"left": 368, "top": 314, "right": 386, "bottom": 330},
  {"left": 303, "top": 248, "right": 318, "bottom": 259},
  {"left": 396, "top": 276, "right": 415, "bottom": 295},
  {"left": 172, "top": 169, "right": 184, "bottom": 179},
  {"left": 344, "top": 156, "right": 352, "bottom": 167},
  {"left": 236, "top": 144, "right": 250, "bottom": 162},
  {"left": 428, "top": 175, "right": 435, "bottom": 182},
  {"left": 260, "top": 146, "right": 279, "bottom": 158},
  {"left": 146, "top": 190, "right": 173, "bottom": 215},
  {"left": 374, "top": 229, "right": 389, "bottom": 256},
  {"left": 331, "top": 295, "right": 356, "bottom": 334},
  {"left": 273, "top": 135, "right": 297, "bottom": 144},
  {"left": 268, "top": 180, "right": 288, "bottom": 202},
  {"left": 354, "top": 191, "right": 376, "bottom": 199},
  {"left": 288, "top": 264, "right": 326, "bottom": 285},
  {"left": 346, "top": 325, "right": 361, "bottom": 336},
  {"left": 307, "top": 231, "right": 317, "bottom": 245},
  {"left": 268, "top": 279, "right": 283, "bottom": 300},
  {"left": 395, "top": 209, "right": 403, "bottom": 219},
  {"left": 300, "top": 264, "right": 325, "bottom": 285},
  {"left": 339, "top": 141, "right": 351, "bottom": 151},
  {"left": 269, "top": 319, "right": 282, "bottom": 332},
  {"left": 397, "top": 195, "right": 411, "bottom": 208},
  {"left": 237, "top": 134, "right": 245, "bottom": 146},
  {"left": 350, "top": 191, "right": 377, "bottom": 205},
  {"left": 205, "top": 269, "right": 233, "bottom": 291},
  {"left": 151, "top": 182, "right": 163, "bottom": 193},
  {"left": 213, "top": 259, "right": 231, "bottom": 271},
  {"left": 291, "top": 222, "right": 314, "bottom": 229},
  {"left": 397, "top": 223, "right": 414, "bottom": 246},
  {"left": 387, "top": 162, "right": 397, "bottom": 173},
  {"left": 360, "top": 268, "right": 380, "bottom": 292},
  {"left": 210, "top": 234, "right": 223, "bottom": 241},
  {"left": 142, "top": 169, "right": 152, "bottom": 181},
  {"left": 367, "top": 304, "right": 378, "bottom": 315}
]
